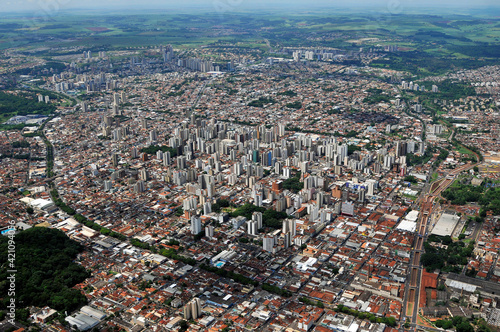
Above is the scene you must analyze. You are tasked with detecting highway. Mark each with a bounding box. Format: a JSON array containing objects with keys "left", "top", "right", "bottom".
[{"left": 405, "top": 159, "right": 481, "bottom": 330}]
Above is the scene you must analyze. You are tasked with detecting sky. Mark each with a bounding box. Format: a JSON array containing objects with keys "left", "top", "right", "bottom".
[{"left": 1, "top": 0, "right": 499, "bottom": 14}]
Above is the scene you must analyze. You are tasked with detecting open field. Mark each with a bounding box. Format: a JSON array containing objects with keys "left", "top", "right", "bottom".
[
  {"left": 0, "top": 11, "right": 498, "bottom": 59},
  {"left": 406, "top": 302, "right": 413, "bottom": 317},
  {"left": 0, "top": 11, "right": 497, "bottom": 83}
]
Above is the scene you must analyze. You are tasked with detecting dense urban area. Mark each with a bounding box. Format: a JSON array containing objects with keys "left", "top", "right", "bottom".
[{"left": 0, "top": 9, "right": 499, "bottom": 332}]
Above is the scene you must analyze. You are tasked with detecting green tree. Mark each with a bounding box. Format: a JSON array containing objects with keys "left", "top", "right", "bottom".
[
  {"left": 0, "top": 228, "right": 89, "bottom": 312},
  {"left": 179, "top": 320, "right": 189, "bottom": 332},
  {"left": 404, "top": 175, "right": 418, "bottom": 184},
  {"left": 457, "top": 321, "right": 474, "bottom": 332}
]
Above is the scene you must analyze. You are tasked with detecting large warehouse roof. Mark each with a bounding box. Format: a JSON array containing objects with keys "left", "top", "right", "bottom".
[{"left": 431, "top": 213, "right": 460, "bottom": 237}]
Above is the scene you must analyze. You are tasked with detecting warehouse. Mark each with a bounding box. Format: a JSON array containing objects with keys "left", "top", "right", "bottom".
[{"left": 431, "top": 213, "right": 460, "bottom": 237}]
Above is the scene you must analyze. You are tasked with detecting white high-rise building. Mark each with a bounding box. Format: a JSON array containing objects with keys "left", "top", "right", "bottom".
[
  {"left": 252, "top": 212, "right": 263, "bottom": 229},
  {"left": 134, "top": 181, "right": 145, "bottom": 193},
  {"left": 419, "top": 142, "right": 425, "bottom": 155},
  {"left": 432, "top": 124, "right": 443, "bottom": 135},
  {"left": 190, "top": 298, "right": 201, "bottom": 319},
  {"left": 183, "top": 304, "right": 191, "bottom": 320},
  {"left": 300, "top": 161, "right": 308, "bottom": 173},
  {"left": 282, "top": 219, "right": 296, "bottom": 237},
  {"left": 131, "top": 147, "right": 138, "bottom": 159},
  {"left": 104, "top": 180, "right": 112, "bottom": 191},
  {"left": 367, "top": 181, "right": 375, "bottom": 196},
  {"left": 183, "top": 196, "right": 198, "bottom": 211},
  {"left": 263, "top": 236, "right": 275, "bottom": 253},
  {"left": 191, "top": 216, "right": 202, "bottom": 235},
  {"left": 177, "top": 156, "right": 187, "bottom": 169},
  {"left": 183, "top": 297, "right": 202, "bottom": 320},
  {"left": 150, "top": 129, "right": 158, "bottom": 142},
  {"left": 337, "top": 144, "right": 348, "bottom": 160},
  {"left": 203, "top": 202, "right": 212, "bottom": 215},
  {"left": 247, "top": 220, "right": 258, "bottom": 235},
  {"left": 205, "top": 225, "right": 214, "bottom": 238}
]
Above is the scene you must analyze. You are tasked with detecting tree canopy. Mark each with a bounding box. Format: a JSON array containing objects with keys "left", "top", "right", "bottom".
[
  {"left": 229, "top": 203, "right": 289, "bottom": 229},
  {"left": 0, "top": 228, "right": 89, "bottom": 312},
  {"left": 442, "top": 180, "right": 500, "bottom": 215},
  {"left": 0, "top": 91, "right": 56, "bottom": 117}
]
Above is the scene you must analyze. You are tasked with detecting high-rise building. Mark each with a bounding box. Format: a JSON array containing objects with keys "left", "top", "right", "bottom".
[
  {"left": 190, "top": 298, "right": 201, "bottom": 319},
  {"left": 104, "top": 116, "right": 113, "bottom": 126},
  {"left": 183, "top": 196, "right": 198, "bottom": 211},
  {"left": 177, "top": 156, "right": 187, "bottom": 169},
  {"left": 139, "top": 169, "right": 149, "bottom": 181},
  {"left": 134, "top": 181, "right": 145, "bottom": 193},
  {"left": 104, "top": 180, "right": 112, "bottom": 191},
  {"left": 205, "top": 225, "right": 214, "bottom": 238},
  {"left": 337, "top": 144, "right": 348, "bottom": 160},
  {"left": 112, "top": 153, "right": 119, "bottom": 167},
  {"left": 367, "top": 181, "right": 375, "bottom": 196},
  {"left": 183, "top": 304, "right": 191, "bottom": 320},
  {"left": 396, "top": 141, "right": 407, "bottom": 157},
  {"left": 162, "top": 151, "right": 170, "bottom": 166},
  {"left": 203, "top": 202, "right": 212, "bottom": 215},
  {"left": 156, "top": 150, "right": 163, "bottom": 160},
  {"left": 252, "top": 212, "right": 263, "bottom": 229},
  {"left": 341, "top": 202, "right": 354, "bottom": 216},
  {"left": 126, "top": 146, "right": 136, "bottom": 159},
  {"left": 112, "top": 128, "right": 122, "bottom": 141},
  {"left": 432, "top": 124, "right": 443, "bottom": 135},
  {"left": 283, "top": 167, "right": 291, "bottom": 179},
  {"left": 247, "top": 220, "right": 257, "bottom": 235},
  {"left": 282, "top": 219, "right": 296, "bottom": 237},
  {"left": 263, "top": 235, "right": 275, "bottom": 253},
  {"left": 113, "top": 93, "right": 120, "bottom": 105},
  {"left": 358, "top": 189, "right": 366, "bottom": 203},
  {"left": 284, "top": 232, "right": 291, "bottom": 249},
  {"left": 111, "top": 104, "right": 121, "bottom": 116},
  {"left": 300, "top": 161, "right": 308, "bottom": 173},
  {"left": 150, "top": 129, "right": 158, "bottom": 142},
  {"left": 191, "top": 216, "right": 202, "bottom": 235}
]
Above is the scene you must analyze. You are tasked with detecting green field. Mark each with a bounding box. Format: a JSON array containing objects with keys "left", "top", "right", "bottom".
[
  {"left": 455, "top": 145, "right": 475, "bottom": 156},
  {"left": 0, "top": 10, "right": 498, "bottom": 81},
  {"left": 0, "top": 11, "right": 498, "bottom": 54}
]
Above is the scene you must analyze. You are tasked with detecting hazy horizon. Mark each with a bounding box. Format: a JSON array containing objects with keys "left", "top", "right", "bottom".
[{"left": 2, "top": 0, "right": 500, "bottom": 15}]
